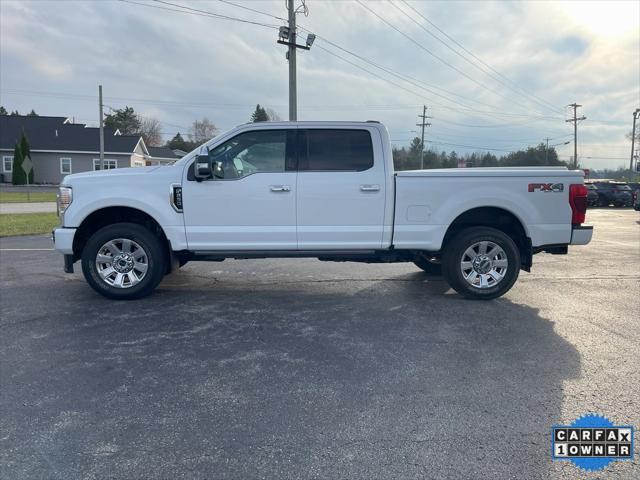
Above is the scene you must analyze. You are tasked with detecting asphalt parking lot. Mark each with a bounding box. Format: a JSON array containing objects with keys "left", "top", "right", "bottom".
[{"left": 1, "top": 209, "right": 638, "bottom": 479}]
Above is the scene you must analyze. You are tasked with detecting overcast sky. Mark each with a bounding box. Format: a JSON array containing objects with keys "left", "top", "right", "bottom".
[{"left": 1, "top": 0, "right": 638, "bottom": 169}]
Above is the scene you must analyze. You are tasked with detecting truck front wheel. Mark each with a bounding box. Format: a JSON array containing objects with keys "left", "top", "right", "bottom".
[
  {"left": 442, "top": 227, "right": 520, "bottom": 300},
  {"left": 81, "top": 223, "right": 167, "bottom": 300}
]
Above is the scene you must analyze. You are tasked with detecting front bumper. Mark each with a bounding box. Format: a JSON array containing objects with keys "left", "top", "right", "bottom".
[
  {"left": 570, "top": 225, "right": 593, "bottom": 245},
  {"left": 52, "top": 227, "right": 76, "bottom": 254}
]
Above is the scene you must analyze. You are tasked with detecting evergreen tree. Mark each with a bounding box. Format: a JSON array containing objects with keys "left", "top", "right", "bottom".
[
  {"left": 166, "top": 132, "right": 192, "bottom": 151},
  {"left": 250, "top": 104, "right": 269, "bottom": 122},
  {"left": 10, "top": 110, "right": 19, "bottom": 116},
  {"left": 20, "top": 132, "right": 34, "bottom": 183},
  {"left": 26, "top": 109, "right": 38, "bottom": 117},
  {"left": 104, "top": 106, "right": 141, "bottom": 135},
  {"left": 11, "top": 142, "right": 25, "bottom": 185},
  {"left": 0, "top": 106, "right": 7, "bottom": 115}
]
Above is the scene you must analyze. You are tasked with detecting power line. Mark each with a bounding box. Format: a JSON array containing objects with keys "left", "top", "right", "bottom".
[
  {"left": 119, "top": 0, "right": 280, "bottom": 28},
  {"left": 297, "top": 26, "right": 564, "bottom": 121},
  {"left": 389, "top": 0, "right": 558, "bottom": 115},
  {"left": 215, "top": 0, "right": 287, "bottom": 22},
  {"left": 558, "top": 155, "right": 629, "bottom": 161},
  {"left": 120, "top": 0, "right": 566, "bottom": 123},
  {"left": 354, "top": 0, "right": 549, "bottom": 117},
  {"left": 307, "top": 45, "right": 562, "bottom": 122},
  {"left": 397, "top": 0, "right": 563, "bottom": 115}
]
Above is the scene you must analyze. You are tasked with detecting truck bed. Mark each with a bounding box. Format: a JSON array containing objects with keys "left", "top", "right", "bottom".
[
  {"left": 392, "top": 167, "right": 585, "bottom": 251},
  {"left": 396, "top": 167, "right": 581, "bottom": 178}
]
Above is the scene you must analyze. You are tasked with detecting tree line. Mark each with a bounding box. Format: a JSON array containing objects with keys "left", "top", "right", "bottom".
[{"left": 393, "top": 137, "right": 567, "bottom": 170}]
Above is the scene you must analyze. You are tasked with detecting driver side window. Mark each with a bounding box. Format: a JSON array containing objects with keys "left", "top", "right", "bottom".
[{"left": 209, "top": 130, "right": 288, "bottom": 179}]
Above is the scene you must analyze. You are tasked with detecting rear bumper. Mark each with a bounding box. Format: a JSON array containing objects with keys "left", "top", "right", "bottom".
[
  {"left": 52, "top": 227, "right": 76, "bottom": 254},
  {"left": 570, "top": 225, "right": 593, "bottom": 245}
]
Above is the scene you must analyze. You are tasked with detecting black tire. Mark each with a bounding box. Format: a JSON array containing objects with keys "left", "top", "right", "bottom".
[
  {"left": 81, "top": 222, "right": 167, "bottom": 300},
  {"left": 413, "top": 255, "right": 442, "bottom": 275},
  {"left": 442, "top": 227, "right": 520, "bottom": 300}
]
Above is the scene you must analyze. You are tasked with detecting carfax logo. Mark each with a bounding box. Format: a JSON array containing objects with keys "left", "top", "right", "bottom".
[{"left": 552, "top": 413, "right": 634, "bottom": 471}]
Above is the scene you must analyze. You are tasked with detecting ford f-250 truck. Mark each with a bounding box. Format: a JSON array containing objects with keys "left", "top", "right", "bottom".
[{"left": 53, "top": 121, "right": 592, "bottom": 300}]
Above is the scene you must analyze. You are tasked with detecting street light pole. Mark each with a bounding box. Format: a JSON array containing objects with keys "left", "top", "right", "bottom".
[
  {"left": 630, "top": 109, "right": 639, "bottom": 171},
  {"left": 287, "top": 0, "right": 297, "bottom": 121},
  {"left": 99, "top": 85, "right": 105, "bottom": 171}
]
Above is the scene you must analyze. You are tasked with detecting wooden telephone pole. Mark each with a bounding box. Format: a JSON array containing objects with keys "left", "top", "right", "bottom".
[
  {"left": 416, "top": 105, "right": 431, "bottom": 169},
  {"left": 566, "top": 103, "right": 586, "bottom": 169}
]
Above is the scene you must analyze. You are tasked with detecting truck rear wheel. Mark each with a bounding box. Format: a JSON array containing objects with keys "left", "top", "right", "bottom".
[
  {"left": 442, "top": 227, "right": 520, "bottom": 300},
  {"left": 81, "top": 222, "right": 166, "bottom": 300}
]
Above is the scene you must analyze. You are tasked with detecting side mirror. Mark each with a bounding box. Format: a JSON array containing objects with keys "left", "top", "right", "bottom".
[{"left": 193, "top": 146, "right": 212, "bottom": 181}]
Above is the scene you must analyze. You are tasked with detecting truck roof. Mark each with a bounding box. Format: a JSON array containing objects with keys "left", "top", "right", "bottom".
[{"left": 238, "top": 120, "right": 383, "bottom": 127}]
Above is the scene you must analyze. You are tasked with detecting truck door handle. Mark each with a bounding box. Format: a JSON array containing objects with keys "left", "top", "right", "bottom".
[
  {"left": 270, "top": 185, "right": 291, "bottom": 192},
  {"left": 360, "top": 184, "right": 380, "bottom": 192}
]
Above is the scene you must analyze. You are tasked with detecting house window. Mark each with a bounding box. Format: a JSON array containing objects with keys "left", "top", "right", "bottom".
[
  {"left": 60, "top": 157, "right": 72, "bottom": 174},
  {"left": 93, "top": 159, "right": 118, "bottom": 170},
  {"left": 2, "top": 156, "right": 13, "bottom": 173}
]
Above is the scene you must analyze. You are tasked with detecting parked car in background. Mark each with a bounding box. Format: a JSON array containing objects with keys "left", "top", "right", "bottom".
[
  {"left": 633, "top": 189, "right": 640, "bottom": 211},
  {"left": 593, "top": 181, "right": 633, "bottom": 207},
  {"left": 586, "top": 183, "right": 599, "bottom": 207},
  {"left": 627, "top": 182, "right": 640, "bottom": 194}
]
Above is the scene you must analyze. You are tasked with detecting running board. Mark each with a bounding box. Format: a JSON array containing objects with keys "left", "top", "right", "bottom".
[{"left": 191, "top": 249, "right": 378, "bottom": 260}]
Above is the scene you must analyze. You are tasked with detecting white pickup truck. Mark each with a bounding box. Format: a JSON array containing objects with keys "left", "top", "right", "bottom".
[{"left": 53, "top": 121, "right": 592, "bottom": 300}]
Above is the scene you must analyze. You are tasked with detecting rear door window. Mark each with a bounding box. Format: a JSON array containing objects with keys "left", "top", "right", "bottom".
[{"left": 298, "top": 129, "right": 374, "bottom": 172}]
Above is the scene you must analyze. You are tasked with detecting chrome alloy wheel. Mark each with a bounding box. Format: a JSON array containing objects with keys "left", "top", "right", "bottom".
[
  {"left": 460, "top": 240, "right": 508, "bottom": 289},
  {"left": 95, "top": 238, "right": 148, "bottom": 289}
]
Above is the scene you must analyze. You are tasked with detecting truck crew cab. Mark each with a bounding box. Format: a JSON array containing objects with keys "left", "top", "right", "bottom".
[{"left": 53, "top": 121, "right": 592, "bottom": 300}]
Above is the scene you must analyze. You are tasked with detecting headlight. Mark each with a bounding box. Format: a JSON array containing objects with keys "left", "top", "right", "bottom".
[{"left": 57, "top": 186, "right": 73, "bottom": 216}]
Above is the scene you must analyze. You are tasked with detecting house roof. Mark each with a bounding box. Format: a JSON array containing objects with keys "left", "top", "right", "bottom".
[
  {"left": 147, "top": 146, "right": 178, "bottom": 159},
  {"left": 0, "top": 115, "right": 141, "bottom": 153}
]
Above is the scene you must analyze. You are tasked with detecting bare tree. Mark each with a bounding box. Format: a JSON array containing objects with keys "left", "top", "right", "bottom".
[
  {"left": 139, "top": 116, "right": 163, "bottom": 147},
  {"left": 265, "top": 107, "right": 282, "bottom": 122},
  {"left": 189, "top": 117, "right": 218, "bottom": 146},
  {"left": 626, "top": 130, "right": 640, "bottom": 143}
]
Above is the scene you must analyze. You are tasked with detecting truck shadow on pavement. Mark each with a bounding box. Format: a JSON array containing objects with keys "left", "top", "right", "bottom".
[{"left": 2, "top": 268, "right": 581, "bottom": 479}]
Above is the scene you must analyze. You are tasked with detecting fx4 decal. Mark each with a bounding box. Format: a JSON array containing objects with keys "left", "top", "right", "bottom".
[{"left": 528, "top": 183, "right": 564, "bottom": 192}]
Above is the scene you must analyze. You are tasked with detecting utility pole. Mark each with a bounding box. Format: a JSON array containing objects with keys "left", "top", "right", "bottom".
[
  {"left": 416, "top": 105, "right": 431, "bottom": 169},
  {"left": 287, "top": 0, "right": 297, "bottom": 121},
  {"left": 565, "top": 103, "right": 586, "bottom": 169},
  {"left": 99, "top": 85, "right": 105, "bottom": 170},
  {"left": 277, "top": 2, "right": 315, "bottom": 121},
  {"left": 630, "top": 108, "right": 639, "bottom": 171},
  {"left": 544, "top": 137, "right": 550, "bottom": 164}
]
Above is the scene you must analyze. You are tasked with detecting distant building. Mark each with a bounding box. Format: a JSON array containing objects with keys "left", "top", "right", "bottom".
[
  {"left": 147, "top": 146, "right": 179, "bottom": 165},
  {"left": 171, "top": 148, "right": 188, "bottom": 159},
  {"left": 0, "top": 115, "right": 176, "bottom": 184}
]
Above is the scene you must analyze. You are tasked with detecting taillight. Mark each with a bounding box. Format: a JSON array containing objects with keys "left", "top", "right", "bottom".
[{"left": 569, "top": 184, "right": 588, "bottom": 225}]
